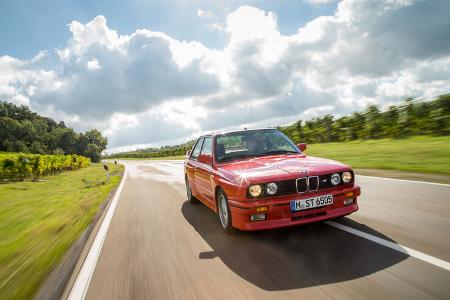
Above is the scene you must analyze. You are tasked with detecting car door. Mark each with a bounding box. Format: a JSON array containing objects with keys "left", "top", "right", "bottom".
[
  {"left": 195, "top": 136, "right": 214, "bottom": 203},
  {"left": 186, "top": 137, "right": 204, "bottom": 197}
]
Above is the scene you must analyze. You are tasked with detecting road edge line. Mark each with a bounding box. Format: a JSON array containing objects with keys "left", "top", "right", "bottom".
[
  {"left": 68, "top": 166, "right": 128, "bottom": 300},
  {"left": 326, "top": 221, "right": 450, "bottom": 271}
]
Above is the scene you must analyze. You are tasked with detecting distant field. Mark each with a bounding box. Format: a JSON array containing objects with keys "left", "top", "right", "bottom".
[
  {"left": 111, "top": 136, "right": 449, "bottom": 175},
  {"left": 307, "top": 136, "right": 450, "bottom": 175},
  {"left": 0, "top": 163, "right": 124, "bottom": 299}
]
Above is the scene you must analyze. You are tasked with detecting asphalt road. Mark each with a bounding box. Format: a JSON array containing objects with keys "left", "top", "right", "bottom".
[{"left": 73, "top": 160, "right": 450, "bottom": 299}]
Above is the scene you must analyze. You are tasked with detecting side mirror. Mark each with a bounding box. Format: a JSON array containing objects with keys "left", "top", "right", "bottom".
[
  {"left": 297, "top": 143, "right": 307, "bottom": 152},
  {"left": 198, "top": 153, "right": 213, "bottom": 165},
  {"left": 185, "top": 150, "right": 191, "bottom": 158}
]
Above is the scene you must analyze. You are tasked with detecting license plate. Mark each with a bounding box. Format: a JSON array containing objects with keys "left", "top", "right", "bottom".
[{"left": 290, "top": 194, "right": 333, "bottom": 212}]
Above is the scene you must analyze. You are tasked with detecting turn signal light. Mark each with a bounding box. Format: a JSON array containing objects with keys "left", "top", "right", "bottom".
[
  {"left": 345, "top": 191, "right": 354, "bottom": 198},
  {"left": 256, "top": 206, "right": 268, "bottom": 213}
]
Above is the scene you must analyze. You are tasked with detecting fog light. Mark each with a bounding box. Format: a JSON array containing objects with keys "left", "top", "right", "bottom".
[
  {"left": 250, "top": 214, "right": 266, "bottom": 221},
  {"left": 344, "top": 198, "right": 354, "bottom": 206},
  {"left": 256, "top": 206, "right": 268, "bottom": 213},
  {"left": 345, "top": 191, "right": 354, "bottom": 198}
]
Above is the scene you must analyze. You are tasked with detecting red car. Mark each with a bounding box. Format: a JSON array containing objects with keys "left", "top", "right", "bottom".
[{"left": 184, "top": 128, "right": 360, "bottom": 233}]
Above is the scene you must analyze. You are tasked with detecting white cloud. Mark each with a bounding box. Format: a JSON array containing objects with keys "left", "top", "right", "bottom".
[
  {"left": 87, "top": 58, "right": 100, "bottom": 70},
  {"left": 197, "top": 9, "right": 217, "bottom": 20},
  {"left": 1, "top": 1, "right": 449, "bottom": 151}
]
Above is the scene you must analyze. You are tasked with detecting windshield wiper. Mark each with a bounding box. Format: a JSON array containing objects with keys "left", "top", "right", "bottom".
[
  {"left": 258, "top": 150, "right": 298, "bottom": 156},
  {"left": 218, "top": 154, "right": 256, "bottom": 162}
]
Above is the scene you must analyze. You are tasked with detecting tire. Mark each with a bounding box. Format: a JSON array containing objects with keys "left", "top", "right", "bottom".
[
  {"left": 185, "top": 176, "right": 199, "bottom": 204},
  {"left": 217, "top": 189, "right": 234, "bottom": 234}
]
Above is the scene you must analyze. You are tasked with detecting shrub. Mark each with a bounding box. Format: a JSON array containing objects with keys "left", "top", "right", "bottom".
[{"left": 0, "top": 152, "right": 91, "bottom": 181}]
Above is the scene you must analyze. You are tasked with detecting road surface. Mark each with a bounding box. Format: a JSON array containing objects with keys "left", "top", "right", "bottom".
[{"left": 71, "top": 160, "right": 450, "bottom": 299}]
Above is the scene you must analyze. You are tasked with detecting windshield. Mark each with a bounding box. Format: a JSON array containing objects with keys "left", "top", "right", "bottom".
[{"left": 215, "top": 129, "right": 300, "bottom": 162}]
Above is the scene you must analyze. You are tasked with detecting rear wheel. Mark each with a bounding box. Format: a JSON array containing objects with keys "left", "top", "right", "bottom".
[
  {"left": 217, "top": 189, "right": 234, "bottom": 234},
  {"left": 185, "top": 176, "right": 199, "bottom": 204}
]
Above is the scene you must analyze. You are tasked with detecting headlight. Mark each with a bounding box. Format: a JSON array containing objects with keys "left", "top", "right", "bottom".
[
  {"left": 331, "top": 173, "right": 341, "bottom": 186},
  {"left": 266, "top": 182, "right": 278, "bottom": 195},
  {"left": 248, "top": 184, "right": 263, "bottom": 197},
  {"left": 342, "top": 171, "right": 352, "bottom": 183}
]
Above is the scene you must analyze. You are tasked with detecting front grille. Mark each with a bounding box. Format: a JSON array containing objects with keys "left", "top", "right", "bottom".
[
  {"left": 274, "top": 179, "right": 297, "bottom": 196},
  {"left": 296, "top": 177, "right": 307, "bottom": 193},
  {"left": 308, "top": 176, "right": 319, "bottom": 191},
  {"left": 252, "top": 171, "right": 353, "bottom": 199},
  {"left": 296, "top": 176, "right": 319, "bottom": 193}
]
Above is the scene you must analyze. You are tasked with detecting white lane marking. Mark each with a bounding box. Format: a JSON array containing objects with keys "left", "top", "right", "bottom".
[
  {"left": 68, "top": 167, "right": 128, "bottom": 300},
  {"left": 326, "top": 221, "right": 450, "bottom": 271},
  {"left": 356, "top": 175, "right": 450, "bottom": 187}
]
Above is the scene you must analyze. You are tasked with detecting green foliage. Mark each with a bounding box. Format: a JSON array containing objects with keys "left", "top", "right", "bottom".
[
  {"left": 279, "top": 94, "right": 450, "bottom": 144},
  {"left": 0, "top": 152, "right": 90, "bottom": 181},
  {"left": 0, "top": 101, "right": 108, "bottom": 162}
]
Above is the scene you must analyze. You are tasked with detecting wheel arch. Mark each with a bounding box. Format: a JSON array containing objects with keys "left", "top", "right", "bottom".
[{"left": 214, "top": 185, "right": 224, "bottom": 212}]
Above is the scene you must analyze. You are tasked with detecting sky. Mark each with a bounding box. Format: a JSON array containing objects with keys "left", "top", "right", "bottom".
[{"left": 1, "top": 0, "right": 450, "bottom": 153}]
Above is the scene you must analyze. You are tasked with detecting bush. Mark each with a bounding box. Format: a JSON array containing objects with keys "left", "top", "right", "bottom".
[{"left": 0, "top": 152, "right": 91, "bottom": 181}]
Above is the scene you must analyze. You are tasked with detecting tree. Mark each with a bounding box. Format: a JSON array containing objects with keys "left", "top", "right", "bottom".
[
  {"left": 0, "top": 101, "right": 108, "bottom": 159},
  {"left": 78, "top": 130, "right": 108, "bottom": 162},
  {"left": 84, "top": 144, "right": 102, "bottom": 162},
  {"left": 84, "top": 129, "right": 108, "bottom": 150}
]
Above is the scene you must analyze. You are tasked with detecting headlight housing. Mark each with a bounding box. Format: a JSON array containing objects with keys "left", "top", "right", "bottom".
[
  {"left": 266, "top": 182, "right": 278, "bottom": 195},
  {"left": 331, "top": 173, "right": 341, "bottom": 186},
  {"left": 342, "top": 171, "right": 352, "bottom": 183},
  {"left": 248, "top": 184, "right": 263, "bottom": 197}
]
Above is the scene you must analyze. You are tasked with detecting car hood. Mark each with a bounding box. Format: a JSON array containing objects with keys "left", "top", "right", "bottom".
[{"left": 220, "top": 155, "right": 349, "bottom": 182}]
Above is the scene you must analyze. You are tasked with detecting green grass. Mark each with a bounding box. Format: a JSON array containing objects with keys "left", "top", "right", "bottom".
[
  {"left": 0, "top": 163, "right": 124, "bottom": 300},
  {"left": 306, "top": 136, "right": 450, "bottom": 175},
  {"left": 113, "top": 136, "right": 449, "bottom": 175}
]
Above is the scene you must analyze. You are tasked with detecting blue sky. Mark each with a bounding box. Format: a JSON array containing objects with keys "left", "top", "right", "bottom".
[
  {"left": 0, "top": 0, "right": 336, "bottom": 59},
  {"left": 1, "top": 0, "right": 449, "bottom": 152}
]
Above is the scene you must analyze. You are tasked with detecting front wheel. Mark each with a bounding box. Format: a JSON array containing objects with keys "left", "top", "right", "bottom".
[
  {"left": 185, "top": 176, "right": 199, "bottom": 204},
  {"left": 217, "top": 189, "right": 234, "bottom": 234}
]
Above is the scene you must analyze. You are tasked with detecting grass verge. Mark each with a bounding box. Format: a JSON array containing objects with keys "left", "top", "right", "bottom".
[
  {"left": 306, "top": 136, "right": 450, "bottom": 175},
  {"left": 0, "top": 163, "right": 124, "bottom": 300}
]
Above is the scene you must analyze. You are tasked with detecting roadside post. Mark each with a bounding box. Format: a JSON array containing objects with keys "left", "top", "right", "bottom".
[{"left": 103, "top": 164, "right": 110, "bottom": 183}]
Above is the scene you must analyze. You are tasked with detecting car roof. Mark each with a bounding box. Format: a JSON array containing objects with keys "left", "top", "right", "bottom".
[
  {"left": 210, "top": 127, "right": 277, "bottom": 137},
  {"left": 194, "top": 128, "right": 278, "bottom": 141}
]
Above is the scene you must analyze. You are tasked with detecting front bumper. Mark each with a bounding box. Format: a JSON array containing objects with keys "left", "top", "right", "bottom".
[{"left": 228, "top": 185, "right": 361, "bottom": 231}]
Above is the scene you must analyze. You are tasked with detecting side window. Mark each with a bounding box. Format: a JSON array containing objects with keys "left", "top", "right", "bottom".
[
  {"left": 191, "top": 138, "right": 204, "bottom": 159},
  {"left": 200, "top": 137, "right": 212, "bottom": 155}
]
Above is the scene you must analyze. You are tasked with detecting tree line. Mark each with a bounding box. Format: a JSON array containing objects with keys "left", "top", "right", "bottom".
[
  {"left": 278, "top": 94, "right": 450, "bottom": 144},
  {"left": 107, "top": 94, "right": 450, "bottom": 158},
  {"left": 0, "top": 101, "right": 108, "bottom": 162}
]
